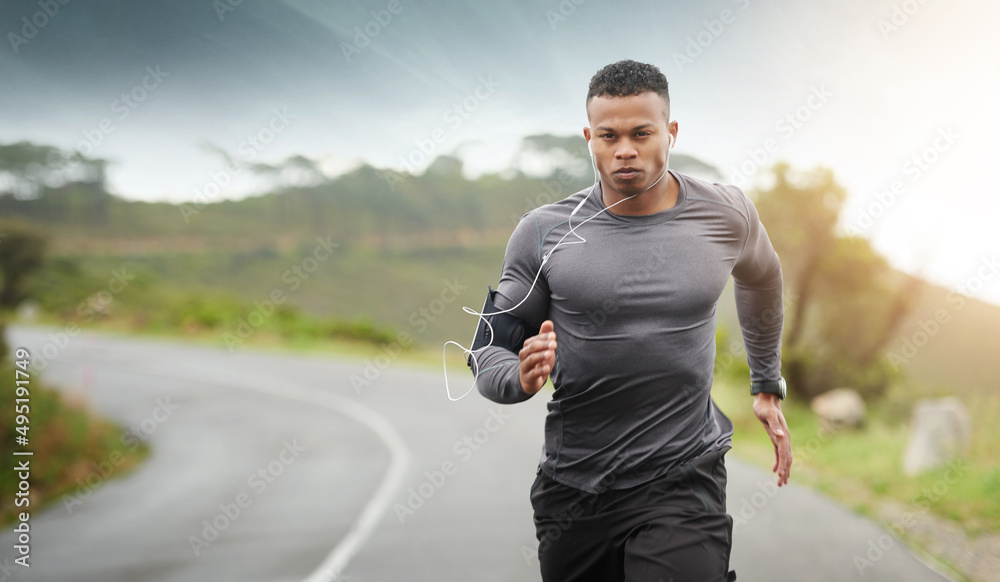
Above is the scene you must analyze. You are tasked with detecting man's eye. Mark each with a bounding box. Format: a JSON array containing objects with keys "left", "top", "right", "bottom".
[{"left": 636, "top": 132, "right": 650, "bottom": 137}]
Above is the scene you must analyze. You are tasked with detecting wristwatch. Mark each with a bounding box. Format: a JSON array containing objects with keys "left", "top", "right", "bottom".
[{"left": 750, "top": 377, "right": 786, "bottom": 400}]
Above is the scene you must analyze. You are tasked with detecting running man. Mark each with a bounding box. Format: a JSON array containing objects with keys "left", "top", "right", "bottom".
[{"left": 470, "top": 59, "right": 791, "bottom": 581}]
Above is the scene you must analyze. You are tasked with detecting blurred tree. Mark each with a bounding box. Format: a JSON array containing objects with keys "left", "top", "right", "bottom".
[
  {"left": 0, "top": 141, "right": 112, "bottom": 225},
  {"left": 0, "top": 141, "right": 66, "bottom": 198},
  {"left": 753, "top": 163, "right": 918, "bottom": 401},
  {"left": 0, "top": 222, "right": 47, "bottom": 360}
]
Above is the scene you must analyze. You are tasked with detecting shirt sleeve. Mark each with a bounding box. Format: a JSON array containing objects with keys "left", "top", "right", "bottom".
[
  {"left": 470, "top": 211, "right": 552, "bottom": 404},
  {"left": 732, "top": 191, "right": 785, "bottom": 383}
]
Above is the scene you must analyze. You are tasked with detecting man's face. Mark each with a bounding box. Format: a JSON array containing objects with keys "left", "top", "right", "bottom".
[{"left": 584, "top": 92, "right": 677, "bottom": 197}]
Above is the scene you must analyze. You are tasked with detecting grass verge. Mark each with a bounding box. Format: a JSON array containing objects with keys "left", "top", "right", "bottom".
[
  {"left": 715, "top": 377, "right": 999, "bottom": 536},
  {"left": 713, "top": 371, "right": 999, "bottom": 580},
  {"left": 0, "top": 360, "right": 149, "bottom": 526}
]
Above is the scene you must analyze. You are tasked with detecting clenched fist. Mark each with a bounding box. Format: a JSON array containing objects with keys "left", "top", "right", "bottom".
[{"left": 519, "top": 320, "right": 556, "bottom": 395}]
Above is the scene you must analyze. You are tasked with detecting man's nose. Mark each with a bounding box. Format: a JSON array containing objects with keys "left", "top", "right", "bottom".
[{"left": 615, "top": 141, "right": 637, "bottom": 159}]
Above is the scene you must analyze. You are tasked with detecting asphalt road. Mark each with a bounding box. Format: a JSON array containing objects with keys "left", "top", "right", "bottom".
[{"left": 0, "top": 327, "right": 953, "bottom": 581}]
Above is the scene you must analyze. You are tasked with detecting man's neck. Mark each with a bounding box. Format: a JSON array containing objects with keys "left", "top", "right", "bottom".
[{"left": 601, "top": 171, "right": 679, "bottom": 216}]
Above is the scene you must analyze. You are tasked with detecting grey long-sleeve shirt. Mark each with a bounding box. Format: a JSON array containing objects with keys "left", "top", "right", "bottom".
[{"left": 473, "top": 170, "right": 784, "bottom": 494}]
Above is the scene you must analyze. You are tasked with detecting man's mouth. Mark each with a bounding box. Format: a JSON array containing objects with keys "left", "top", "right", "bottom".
[{"left": 614, "top": 167, "right": 641, "bottom": 180}]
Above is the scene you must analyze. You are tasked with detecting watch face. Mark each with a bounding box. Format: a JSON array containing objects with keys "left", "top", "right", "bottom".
[{"left": 779, "top": 378, "right": 787, "bottom": 399}]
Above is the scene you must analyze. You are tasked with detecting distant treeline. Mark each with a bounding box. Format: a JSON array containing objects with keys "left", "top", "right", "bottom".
[
  {"left": 6, "top": 137, "right": 999, "bottom": 403},
  {"left": 0, "top": 137, "right": 726, "bottom": 247}
]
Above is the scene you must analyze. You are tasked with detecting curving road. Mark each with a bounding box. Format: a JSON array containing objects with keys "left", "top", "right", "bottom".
[{"left": 0, "top": 327, "right": 952, "bottom": 582}]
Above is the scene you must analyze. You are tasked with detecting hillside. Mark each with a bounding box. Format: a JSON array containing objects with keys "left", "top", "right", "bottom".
[{"left": 4, "top": 138, "right": 997, "bottom": 400}]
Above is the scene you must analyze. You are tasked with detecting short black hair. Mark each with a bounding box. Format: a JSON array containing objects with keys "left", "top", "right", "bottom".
[{"left": 586, "top": 59, "right": 670, "bottom": 116}]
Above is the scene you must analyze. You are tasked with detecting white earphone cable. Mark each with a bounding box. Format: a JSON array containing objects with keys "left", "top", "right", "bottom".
[{"left": 442, "top": 135, "right": 674, "bottom": 401}]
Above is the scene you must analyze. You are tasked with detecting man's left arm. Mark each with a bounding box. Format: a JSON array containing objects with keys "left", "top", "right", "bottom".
[{"left": 732, "top": 191, "right": 792, "bottom": 486}]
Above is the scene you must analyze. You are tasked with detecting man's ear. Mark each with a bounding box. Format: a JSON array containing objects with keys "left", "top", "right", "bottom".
[
  {"left": 583, "top": 126, "right": 591, "bottom": 142},
  {"left": 667, "top": 120, "right": 679, "bottom": 148}
]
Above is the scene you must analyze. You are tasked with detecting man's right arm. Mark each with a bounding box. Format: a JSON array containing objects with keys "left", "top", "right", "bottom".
[{"left": 470, "top": 212, "right": 552, "bottom": 404}]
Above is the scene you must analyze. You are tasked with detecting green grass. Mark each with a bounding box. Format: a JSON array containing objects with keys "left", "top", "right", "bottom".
[
  {"left": 25, "top": 244, "right": 508, "bottom": 350},
  {"left": 0, "top": 360, "right": 149, "bottom": 525},
  {"left": 714, "top": 372, "right": 1000, "bottom": 537}
]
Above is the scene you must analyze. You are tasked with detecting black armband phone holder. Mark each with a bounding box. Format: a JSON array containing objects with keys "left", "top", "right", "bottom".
[{"left": 468, "top": 286, "right": 538, "bottom": 370}]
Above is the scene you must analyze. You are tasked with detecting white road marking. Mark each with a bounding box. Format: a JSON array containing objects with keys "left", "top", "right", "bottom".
[{"left": 59, "top": 356, "right": 411, "bottom": 582}]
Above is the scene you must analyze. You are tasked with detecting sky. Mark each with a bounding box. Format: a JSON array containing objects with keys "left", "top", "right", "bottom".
[{"left": 1, "top": 0, "right": 998, "bottom": 305}]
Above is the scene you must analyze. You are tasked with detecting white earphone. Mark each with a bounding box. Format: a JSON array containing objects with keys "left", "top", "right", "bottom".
[{"left": 442, "top": 130, "right": 676, "bottom": 400}]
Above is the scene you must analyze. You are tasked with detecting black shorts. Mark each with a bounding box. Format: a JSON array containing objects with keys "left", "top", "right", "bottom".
[{"left": 530, "top": 448, "right": 736, "bottom": 582}]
